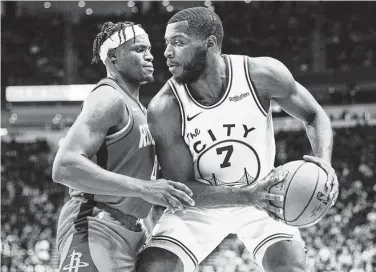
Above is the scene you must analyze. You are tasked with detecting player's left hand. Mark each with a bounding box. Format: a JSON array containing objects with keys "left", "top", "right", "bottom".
[
  {"left": 303, "top": 155, "right": 338, "bottom": 207},
  {"left": 246, "top": 167, "right": 286, "bottom": 221}
]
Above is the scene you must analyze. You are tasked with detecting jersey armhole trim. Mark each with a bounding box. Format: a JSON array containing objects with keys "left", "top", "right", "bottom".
[
  {"left": 244, "top": 56, "right": 268, "bottom": 117},
  {"left": 168, "top": 80, "right": 186, "bottom": 138},
  {"left": 105, "top": 104, "right": 134, "bottom": 146}
]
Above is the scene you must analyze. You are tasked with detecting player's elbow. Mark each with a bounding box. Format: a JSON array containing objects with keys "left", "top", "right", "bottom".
[
  {"left": 52, "top": 158, "right": 64, "bottom": 184},
  {"left": 306, "top": 107, "right": 330, "bottom": 127},
  {"left": 304, "top": 111, "right": 317, "bottom": 127},
  {"left": 52, "top": 152, "right": 71, "bottom": 184}
]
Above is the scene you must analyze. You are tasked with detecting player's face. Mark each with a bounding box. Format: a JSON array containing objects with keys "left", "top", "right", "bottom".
[
  {"left": 116, "top": 35, "right": 154, "bottom": 84},
  {"left": 164, "top": 21, "right": 208, "bottom": 84}
]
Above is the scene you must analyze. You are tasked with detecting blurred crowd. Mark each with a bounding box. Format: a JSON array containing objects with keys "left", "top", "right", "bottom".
[
  {"left": 1, "top": 140, "right": 65, "bottom": 272},
  {"left": 322, "top": 2, "right": 376, "bottom": 71},
  {"left": 1, "top": 15, "right": 65, "bottom": 86},
  {"left": 2, "top": 125, "right": 375, "bottom": 271},
  {"left": 2, "top": 2, "right": 376, "bottom": 99}
]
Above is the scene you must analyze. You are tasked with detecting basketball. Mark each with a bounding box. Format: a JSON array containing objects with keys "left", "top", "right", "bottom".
[{"left": 268, "top": 160, "right": 332, "bottom": 228}]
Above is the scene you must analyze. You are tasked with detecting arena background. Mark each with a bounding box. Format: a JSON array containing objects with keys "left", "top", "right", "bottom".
[{"left": 1, "top": 1, "right": 376, "bottom": 271}]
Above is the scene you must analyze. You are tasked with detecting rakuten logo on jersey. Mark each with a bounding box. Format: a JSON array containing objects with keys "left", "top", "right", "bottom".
[{"left": 229, "top": 92, "right": 250, "bottom": 102}]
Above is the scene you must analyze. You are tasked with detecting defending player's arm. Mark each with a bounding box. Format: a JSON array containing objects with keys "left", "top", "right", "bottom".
[
  {"left": 258, "top": 57, "right": 338, "bottom": 205},
  {"left": 52, "top": 86, "right": 194, "bottom": 211},
  {"left": 147, "top": 87, "right": 284, "bottom": 210}
]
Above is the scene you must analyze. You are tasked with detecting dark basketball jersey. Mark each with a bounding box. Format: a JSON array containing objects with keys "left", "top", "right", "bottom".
[{"left": 70, "top": 78, "right": 158, "bottom": 218}]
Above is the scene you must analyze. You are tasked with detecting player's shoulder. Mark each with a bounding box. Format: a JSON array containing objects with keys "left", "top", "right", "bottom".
[
  {"left": 85, "top": 84, "right": 124, "bottom": 108},
  {"left": 81, "top": 83, "right": 125, "bottom": 123},
  {"left": 89, "top": 82, "right": 123, "bottom": 100},
  {"left": 247, "top": 56, "right": 291, "bottom": 78},
  {"left": 147, "top": 80, "right": 181, "bottom": 134},
  {"left": 247, "top": 56, "right": 295, "bottom": 94},
  {"left": 148, "top": 80, "right": 179, "bottom": 118}
]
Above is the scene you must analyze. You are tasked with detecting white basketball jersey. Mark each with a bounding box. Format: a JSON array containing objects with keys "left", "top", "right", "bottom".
[{"left": 170, "top": 55, "right": 276, "bottom": 187}]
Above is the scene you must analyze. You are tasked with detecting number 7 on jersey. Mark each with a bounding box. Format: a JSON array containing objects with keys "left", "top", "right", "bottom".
[{"left": 216, "top": 145, "right": 233, "bottom": 168}]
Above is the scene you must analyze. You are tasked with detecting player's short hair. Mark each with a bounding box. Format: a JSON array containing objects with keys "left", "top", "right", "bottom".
[
  {"left": 168, "top": 7, "right": 224, "bottom": 50},
  {"left": 92, "top": 21, "right": 141, "bottom": 63}
]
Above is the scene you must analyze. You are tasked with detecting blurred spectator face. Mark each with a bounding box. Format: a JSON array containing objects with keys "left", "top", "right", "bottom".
[
  {"left": 164, "top": 21, "right": 208, "bottom": 84},
  {"left": 319, "top": 247, "right": 331, "bottom": 262},
  {"left": 114, "top": 34, "right": 154, "bottom": 85},
  {"left": 34, "top": 240, "right": 50, "bottom": 262},
  {"left": 353, "top": 180, "right": 363, "bottom": 190},
  {"left": 3, "top": 223, "right": 11, "bottom": 233},
  {"left": 366, "top": 211, "right": 376, "bottom": 222}
]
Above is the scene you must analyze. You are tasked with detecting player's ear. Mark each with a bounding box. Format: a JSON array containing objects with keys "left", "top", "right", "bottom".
[
  {"left": 207, "top": 35, "right": 217, "bottom": 50},
  {"left": 107, "top": 48, "right": 117, "bottom": 63}
]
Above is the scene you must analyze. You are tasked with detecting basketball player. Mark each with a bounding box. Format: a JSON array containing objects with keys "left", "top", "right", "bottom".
[
  {"left": 138, "top": 7, "right": 339, "bottom": 272},
  {"left": 52, "top": 21, "right": 194, "bottom": 272}
]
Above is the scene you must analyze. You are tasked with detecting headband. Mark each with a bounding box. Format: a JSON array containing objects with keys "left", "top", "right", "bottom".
[{"left": 99, "top": 25, "right": 147, "bottom": 63}]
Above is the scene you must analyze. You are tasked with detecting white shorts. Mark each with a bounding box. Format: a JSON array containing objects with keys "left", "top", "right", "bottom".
[{"left": 145, "top": 206, "right": 305, "bottom": 272}]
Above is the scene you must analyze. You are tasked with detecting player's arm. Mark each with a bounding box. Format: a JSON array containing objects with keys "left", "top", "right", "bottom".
[
  {"left": 52, "top": 86, "right": 146, "bottom": 196},
  {"left": 52, "top": 86, "right": 194, "bottom": 210},
  {"left": 265, "top": 59, "right": 332, "bottom": 163},
  {"left": 258, "top": 57, "right": 338, "bottom": 204},
  {"left": 147, "top": 86, "right": 284, "bottom": 210}
]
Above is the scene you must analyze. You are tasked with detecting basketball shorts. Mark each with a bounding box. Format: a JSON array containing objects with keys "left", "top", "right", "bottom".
[
  {"left": 56, "top": 197, "right": 147, "bottom": 272},
  {"left": 144, "top": 206, "right": 305, "bottom": 272}
]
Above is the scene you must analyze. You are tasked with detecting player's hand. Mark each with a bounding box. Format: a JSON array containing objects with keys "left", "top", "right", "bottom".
[
  {"left": 303, "top": 155, "right": 338, "bottom": 207},
  {"left": 245, "top": 168, "right": 287, "bottom": 219},
  {"left": 139, "top": 179, "right": 195, "bottom": 213}
]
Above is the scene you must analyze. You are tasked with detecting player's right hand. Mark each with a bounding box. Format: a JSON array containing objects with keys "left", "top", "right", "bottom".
[
  {"left": 245, "top": 168, "right": 287, "bottom": 219},
  {"left": 140, "top": 179, "right": 195, "bottom": 213}
]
